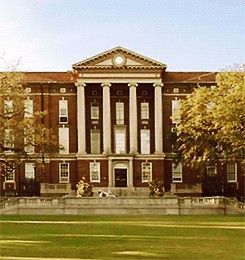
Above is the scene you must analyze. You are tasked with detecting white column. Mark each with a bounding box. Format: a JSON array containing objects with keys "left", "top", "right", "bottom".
[
  {"left": 75, "top": 81, "right": 86, "bottom": 154},
  {"left": 128, "top": 158, "right": 134, "bottom": 187},
  {"left": 128, "top": 82, "right": 138, "bottom": 154},
  {"left": 108, "top": 158, "right": 113, "bottom": 187},
  {"left": 153, "top": 82, "right": 163, "bottom": 154},
  {"left": 102, "top": 82, "right": 111, "bottom": 154}
]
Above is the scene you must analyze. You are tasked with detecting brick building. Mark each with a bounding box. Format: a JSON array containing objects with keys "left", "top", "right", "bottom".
[{"left": 1, "top": 47, "right": 244, "bottom": 197}]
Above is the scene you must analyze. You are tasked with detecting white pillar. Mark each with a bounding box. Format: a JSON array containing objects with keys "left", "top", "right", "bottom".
[
  {"left": 75, "top": 81, "right": 86, "bottom": 154},
  {"left": 108, "top": 158, "right": 113, "bottom": 187},
  {"left": 128, "top": 158, "right": 134, "bottom": 187},
  {"left": 128, "top": 82, "right": 138, "bottom": 154},
  {"left": 153, "top": 82, "right": 163, "bottom": 154},
  {"left": 102, "top": 82, "right": 111, "bottom": 154}
]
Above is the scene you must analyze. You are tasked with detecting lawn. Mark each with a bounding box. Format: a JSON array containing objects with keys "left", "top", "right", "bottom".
[{"left": 0, "top": 215, "right": 244, "bottom": 259}]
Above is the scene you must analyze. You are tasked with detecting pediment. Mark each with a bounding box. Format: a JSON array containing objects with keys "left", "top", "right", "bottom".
[{"left": 72, "top": 46, "right": 166, "bottom": 70}]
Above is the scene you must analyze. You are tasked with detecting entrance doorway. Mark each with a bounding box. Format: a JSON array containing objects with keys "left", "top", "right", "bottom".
[{"left": 114, "top": 169, "right": 127, "bottom": 187}]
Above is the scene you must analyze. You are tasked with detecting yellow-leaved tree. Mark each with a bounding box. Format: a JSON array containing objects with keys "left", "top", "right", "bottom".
[{"left": 174, "top": 65, "right": 245, "bottom": 168}]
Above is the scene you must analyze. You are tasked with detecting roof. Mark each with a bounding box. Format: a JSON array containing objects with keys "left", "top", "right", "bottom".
[
  {"left": 72, "top": 46, "right": 167, "bottom": 69},
  {"left": 13, "top": 71, "right": 217, "bottom": 84},
  {"left": 163, "top": 72, "right": 217, "bottom": 83},
  {"left": 21, "top": 72, "right": 75, "bottom": 83}
]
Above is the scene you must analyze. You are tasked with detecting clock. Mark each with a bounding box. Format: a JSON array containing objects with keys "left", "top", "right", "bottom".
[{"left": 112, "top": 54, "right": 126, "bottom": 67}]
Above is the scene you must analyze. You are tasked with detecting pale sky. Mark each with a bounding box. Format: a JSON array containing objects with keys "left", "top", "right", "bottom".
[{"left": 0, "top": 0, "right": 244, "bottom": 71}]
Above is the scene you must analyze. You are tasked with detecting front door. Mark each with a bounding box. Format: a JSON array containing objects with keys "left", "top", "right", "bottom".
[{"left": 114, "top": 169, "right": 127, "bottom": 187}]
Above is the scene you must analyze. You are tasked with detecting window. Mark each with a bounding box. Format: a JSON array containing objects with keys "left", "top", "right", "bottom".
[
  {"left": 60, "top": 88, "right": 66, "bottom": 93},
  {"left": 91, "top": 129, "right": 100, "bottom": 154},
  {"left": 25, "top": 87, "right": 31, "bottom": 93},
  {"left": 116, "top": 102, "right": 124, "bottom": 125},
  {"left": 173, "top": 88, "right": 179, "bottom": 93},
  {"left": 206, "top": 165, "right": 217, "bottom": 176},
  {"left": 90, "top": 162, "right": 100, "bottom": 182},
  {"left": 5, "top": 167, "right": 15, "bottom": 182},
  {"left": 59, "top": 127, "right": 69, "bottom": 154},
  {"left": 24, "top": 99, "right": 33, "bottom": 117},
  {"left": 91, "top": 102, "right": 99, "bottom": 120},
  {"left": 24, "top": 128, "right": 34, "bottom": 153},
  {"left": 227, "top": 163, "right": 237, "bottom": 183},
  {"left": 25, "top": 163, "right": 35, "bottom": 179},
  {"left": 140, "top": 129, "right": 150, "bottom": 154},
  {"left": 4, "top": 99, "right": 13, "bottom": 116},
  {"left": 172, "top": 163, "right": 182, "bottom": 183},
  {"left": 172, "top": 99, "right": 180, "bottom": 124},
  {"left": 115, "top": 127, "right": 126, "bottom": 154},
  {"left": 142, "top": 162, "right": 152, "bottom": 182},
  {"left": 59, "top": 163, "right": 69, "bottom": 183},
  {"left": 4, "top": 128, "right": 14, "bottom": 152},
  {"left": 141, "top": 102, "right": 149, "bottom": 120},
  {"left": 59, "top": 99, "right": 68, "bottom": 123}
]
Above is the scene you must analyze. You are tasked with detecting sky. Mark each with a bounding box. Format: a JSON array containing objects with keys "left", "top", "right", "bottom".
[{"left": 0, "top": 0, "right": 244, "bottom": 71}]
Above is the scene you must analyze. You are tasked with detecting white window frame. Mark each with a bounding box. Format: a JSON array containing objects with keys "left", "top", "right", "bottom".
[
  {"left": 89, "top": 162, "right": 100, "bottom": 182},
  {"left": 5, "top": 168, "right": 15, "bottom": 182},
  {"left": 4, "top": 128, "right": 14, "bottom": 152},
  {"left": 141, "top": 162, "right": 152, "bottom": 182},
  {"left": 91, "top": 102, "right": 99, "bottom": 120},
  {"left": 140, "top": 129, "right": 150, "bottom": 154},
  {"left": 114, "top": 126, "right": 126, "bottom": 154},
  {"left": 59, "top": 127, "right": 69, "bottom": 154},
  {"left": 59, "top": 99, "right": 68, "bottom": 124},
  {"left": 60, "top": 88, "right": 66, "bottom": 93},
  {"left": 24, "top": 98, "right": 33, "bottom": 118},
  {"left": 59, "top": 163, "right": 69, "bottom": 183},
  {"left": 25, "top": 163, "right": 35, "bottom": 179},
  {"left": 141, "top": 102, "right": 149, "bottom": 120},
  {"left": 4, "top": 99, "right": 13, "bottom": 116},
  {"left": 172, "top": 163, "right": 183, "bottom": 183},
  {"left": 172, "top": 99, "right": 180, "bottom": 124},
  {"left": 227, "top": 163, "right": 237, "bottom": 183},
  {"left": 24, "top": 128, "right": 34, "bottom": 154},
  {"left": 90, "top": 129, "right": 100, "bottom": 154},
  {"left": 206, "top": 165, "right": 217, "bottom": 176},
  {"left": 116, "top": 102, "right": 124, "bottom": 125}
]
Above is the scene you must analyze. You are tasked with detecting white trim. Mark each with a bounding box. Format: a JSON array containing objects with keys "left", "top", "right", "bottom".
[
  {"left": 140, "top": 129, "right": 150, "bottom": 154},
  {"left": 59, "top": 162, "right": 70, "bottom": 183},
  {"left": 206, "top": 165, "right": 217, "bottom": 176},
  {"left": 114, "top": 126, "right": 126, "bottom": 154},
  {"left": 172, "top": 163, "right": 182, "bottom": 183},
  {"left": 141, "top": 162, "right": 152, "bottom": 183},
  {"left": 59, "top": 99, "right": 68, "bottom": 124},
  {"left": 5, "top": 168, "right": 15, "bottom": 182},
  {"left": 25, "top": 163, "right": 35, "bottom": 179},
  {"left": 227, "top": 163, "right": 237, "bottom": 183},
  {"left": 89, "top": 162, "right": 100, "bottom": 183},
  {"left": 59, "top": 127, "right": 69, "bottom": 154}
]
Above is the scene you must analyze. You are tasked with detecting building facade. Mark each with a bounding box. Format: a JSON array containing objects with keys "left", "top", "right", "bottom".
[{"left": 1, "top": 47, "right": 244, "bottom": 197}]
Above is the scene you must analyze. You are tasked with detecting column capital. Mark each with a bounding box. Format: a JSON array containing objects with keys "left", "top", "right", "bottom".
[
  {"left": 153, "top": 82, "right": 164, "bottom": 88},
  {"left": 101, "top": 82, "right": 111, "bottom": 88},
  {"left": 75, "top": 81, "right": 86, "bottom": 88},
  {"left": 128, "top": 82, "right": 138, "bottom": 88}
]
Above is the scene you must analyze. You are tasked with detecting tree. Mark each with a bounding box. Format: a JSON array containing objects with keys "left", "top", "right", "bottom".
[
  {"left": 0, "top": 71, "right": 58, "bottom": 173},
  {"left": 174, "top": 65, "right": 245, "bottom": 169}
]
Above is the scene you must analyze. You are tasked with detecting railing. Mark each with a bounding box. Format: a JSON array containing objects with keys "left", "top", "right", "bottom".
[
  {"left": 171, "top": 183, "right": 202, "bottom": 194},
  {"left": 0, "top": 196, "right": 244, "bottom": 215},
  {"left": 40, "top": 183, "right": 72, "bottom": 195}
]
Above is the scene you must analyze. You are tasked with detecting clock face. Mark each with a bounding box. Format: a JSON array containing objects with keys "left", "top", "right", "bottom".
[{"left": 112, "top": 54, "right": 126, "bottom": 67}]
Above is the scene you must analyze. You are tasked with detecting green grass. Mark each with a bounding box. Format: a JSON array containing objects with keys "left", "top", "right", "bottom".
[{"left": 0, "top": 215, "right": 244, "bottom": 259}]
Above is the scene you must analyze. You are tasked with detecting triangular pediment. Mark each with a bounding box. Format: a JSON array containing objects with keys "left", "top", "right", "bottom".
[{"left": 72, "top": 46, "right": 166, "bottom": 70}]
